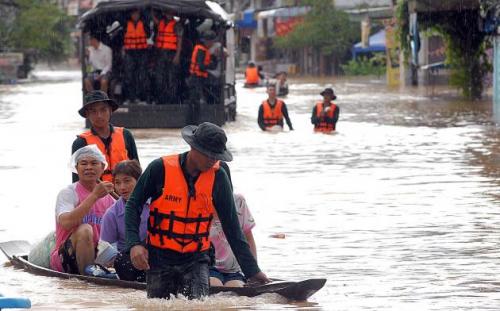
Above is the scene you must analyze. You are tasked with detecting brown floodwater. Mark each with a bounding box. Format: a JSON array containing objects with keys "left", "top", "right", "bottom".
[{"left": 1, "top": 71, "right": 500, "bottom": 310}]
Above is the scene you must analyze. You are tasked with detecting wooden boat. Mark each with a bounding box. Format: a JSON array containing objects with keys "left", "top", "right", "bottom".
[{"left": 0, "top": 240, "right": 326, "bottom": 301}]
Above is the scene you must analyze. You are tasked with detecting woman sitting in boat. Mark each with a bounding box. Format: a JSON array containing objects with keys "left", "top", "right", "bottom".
[
  {"left": 99, "top": 160, "right": 149, "bottom": 282},
  {"left": 50, "top": 145, "right": 115, "bottom": 275},
  {"left": 209, "top": 193, "right": 258, "bottom": 287}
]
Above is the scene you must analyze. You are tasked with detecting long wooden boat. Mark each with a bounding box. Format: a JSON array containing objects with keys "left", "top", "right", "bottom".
[{"left": 0, "top": 240, "right": 326, "bottom": 301}]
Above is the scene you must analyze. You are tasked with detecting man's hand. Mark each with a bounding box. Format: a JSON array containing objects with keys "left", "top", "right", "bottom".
[
  {"left": 92, "top": 181, "right": 114, "bottom": 198},
  {"left": 130, "top": 245, "right": 150, "bottom": 270},
  {"left": 247, "top": 271, "right": 271, "bottom": 285}
]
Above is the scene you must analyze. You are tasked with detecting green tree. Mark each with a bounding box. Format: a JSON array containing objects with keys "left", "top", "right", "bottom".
[
  {"left": 274, "top": 0, "right": 359, "bottom": 75},
  {"left": 396, "top": 0, "right": 491, "bottom": 99},
  {"left": 1, "top": 0, "right": 72, "bottom": 62}
]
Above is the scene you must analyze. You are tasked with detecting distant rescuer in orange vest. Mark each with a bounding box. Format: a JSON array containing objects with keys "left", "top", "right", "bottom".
[
  {"left": 311, "top": 87, "right": 340, "bottom": 133},
  {"left": 245, "top": 62, "right": 262, "bottom": 86},
  {"left": 122, "top": 9, "right": 151, "bottom": 103},
  {"left": 258, "top": 84, "right": 293, "bottom": 131},
  {"left": 125, "top": 122, "right": 270, "bottom": 300},
  {"left": 152, "top": 9, "right": 183, "bottom": 104},
  {"left": 72, "top": 90, "right": 139, "bottom": 182}
]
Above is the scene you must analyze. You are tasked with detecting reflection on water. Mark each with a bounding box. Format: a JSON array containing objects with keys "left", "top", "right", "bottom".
[{"left": 1, "top": 71, "right": 500, "bottom": 310}]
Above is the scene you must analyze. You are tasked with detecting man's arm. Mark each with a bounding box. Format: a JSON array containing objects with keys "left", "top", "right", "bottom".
[
  {"left": 281, "top": 103, "right": 293, "bottom": 130},
  {"left": 310, "top": 105, "right": 319, "bottom": 125},
  {"left": 219, "top": 161, "right": 233, "bottom": 188},
  {"left": 173, "top": 22, "right": 183, "bottom": 64},
  {"left": 332, "top": 105, "right": 340, "bottom": 125},
  {"left": 123, "top": 128, "right": 139, "bottom": 163},
  {"left": 58, "top": 182, "right": 114, "bottom": 230},
  {"left": 257, "top": 105, "right": 266, "bottom": 131},
  {"left": 71, "top": 137, "right": 87, "bottom": 182},
  {"left": 213, "top": 170, "right": 261, "bottom": 278}
]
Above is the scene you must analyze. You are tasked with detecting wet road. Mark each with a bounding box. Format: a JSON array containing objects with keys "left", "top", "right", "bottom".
[{"left": 1, "top": 71, "right": 500, "bottom": 310}]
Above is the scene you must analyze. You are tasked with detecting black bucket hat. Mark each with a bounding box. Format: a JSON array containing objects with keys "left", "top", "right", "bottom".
[
  {"left": 78, "top": 90, "right": 118, "bottom": 118},
  {"left": 181, "top": 122, "right": 233, "bottom": 162},
  {"left": 320, "top": 87, "right": 337, "bottom": 100}
]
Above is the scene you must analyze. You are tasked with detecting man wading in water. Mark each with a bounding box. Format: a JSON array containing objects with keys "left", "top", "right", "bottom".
[{"left": 125, "top": 122, "right": 269, "bottom": 299}]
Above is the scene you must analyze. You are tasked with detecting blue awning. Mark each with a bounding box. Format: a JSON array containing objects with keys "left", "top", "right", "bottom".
[
  {"left": 256, "top": 6, "right": 309, "bottom": 19},
  {"left": 352, "top": 29, "right": 386, "bottom": 59},
  {"left": 236, "top": 9, "right": 257, "bottom": 29}
]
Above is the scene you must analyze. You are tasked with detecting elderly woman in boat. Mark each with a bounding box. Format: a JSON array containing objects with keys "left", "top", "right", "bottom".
[{"left": 49, "top": 145, "right": 115, "bottom": 274}]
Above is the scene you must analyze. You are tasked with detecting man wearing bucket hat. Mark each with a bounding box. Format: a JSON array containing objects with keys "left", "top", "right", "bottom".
[
  {"left": 311, "top": 87, "right": 340, "bottom": 133},
  {"left": 72, "top": 90, "right": 139, "bottom": 182},
  {"left": 50, "top": 145, "right": 115, "bottom": 275},
  {"left": 125, "top": 122, "right": 270, "bottom": 300}
]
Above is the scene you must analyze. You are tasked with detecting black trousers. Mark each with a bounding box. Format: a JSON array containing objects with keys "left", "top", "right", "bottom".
[
  {"left": 154, "top": 49, "right": 179, "bottom": 104},
  {"left": 123, "top": 50, "right": 147, "bottom": 101},
  {"left": 186, "top": 76, "right": 208, "bottom": 125},
  {"left": 146, "top": 254, "right": 210, "bottom": 300}
]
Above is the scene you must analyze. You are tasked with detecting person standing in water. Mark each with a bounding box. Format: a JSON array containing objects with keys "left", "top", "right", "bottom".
[
  {"left": 125, "top": 122, "right": 270, "bottom": 299},
  {"left": 257, "top": 84, "right": 293, "bottom": 131},
  {"left": 311, "top": 87, "right": 339, "bottom": 133}
]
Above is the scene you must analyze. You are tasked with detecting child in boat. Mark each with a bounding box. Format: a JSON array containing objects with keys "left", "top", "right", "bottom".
[
  {"left": 209, "top": 193, "right": 257, "bottom": 287},
  {"left": 99, "top": 160, "right": 149, "bottom": 281}
]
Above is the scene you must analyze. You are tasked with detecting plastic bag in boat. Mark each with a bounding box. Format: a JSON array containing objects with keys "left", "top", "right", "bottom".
[{"left": 28, "top": 231, "right": 56, "bottom": 268}]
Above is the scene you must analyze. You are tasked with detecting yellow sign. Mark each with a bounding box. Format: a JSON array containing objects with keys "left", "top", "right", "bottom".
[{"left": 385, "top": 22, "right": 400, "bottom": 87}]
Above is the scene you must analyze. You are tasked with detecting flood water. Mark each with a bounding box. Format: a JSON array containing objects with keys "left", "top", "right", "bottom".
[{"left": 1, "top": 71, "right": 500, "bottom": 310}]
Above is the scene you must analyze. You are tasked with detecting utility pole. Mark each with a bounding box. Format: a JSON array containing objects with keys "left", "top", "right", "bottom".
[{"left": 494, "top": 25, "right": 500, "bottom": 124}]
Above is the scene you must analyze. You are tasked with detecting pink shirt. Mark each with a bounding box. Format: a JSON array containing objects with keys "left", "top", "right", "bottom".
[
  {"left": 209, "top": 194, "right": 255, "bottom": 273},
  {"left": 50, "top": 182, "right": 115, "bottom": 272}
]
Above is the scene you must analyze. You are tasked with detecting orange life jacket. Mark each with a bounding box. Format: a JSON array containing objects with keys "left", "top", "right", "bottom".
[
  {"left": 189, "top": 44, "right": 210, "bottom": 78},
  {"left": 155, "top": 19, "right": 177, "bottom": 50},
  {"left": 245, "top": 67, "right": 259, "bottom": 84},
  {"left": 78, "top": 127, "right": 129, "bottom": 182},
  {"left": 124, "top": 20, "right": 148, "bottom": 50},
  {"left": 262, "top": 99, "right": 284, "bottom": 128},
  {"left": 148, "top": 155, "right": 219, "bottom": 253},
  {"left": 314, "top": 102, "right": 337, "bottom": 133}
]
